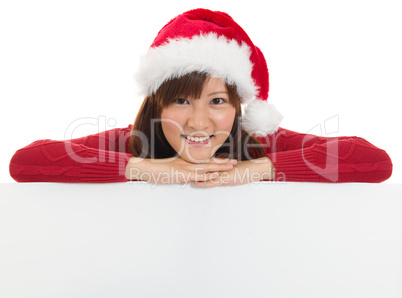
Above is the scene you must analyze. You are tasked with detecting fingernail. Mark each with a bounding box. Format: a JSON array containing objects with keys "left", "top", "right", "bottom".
[{"left": 211, "top": 172, "right": 219, "bottom": 178}]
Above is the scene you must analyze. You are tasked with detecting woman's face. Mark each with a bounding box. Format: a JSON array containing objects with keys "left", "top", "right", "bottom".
[{"left": 160, "top": 77, "right": 236, "bottom": 163}]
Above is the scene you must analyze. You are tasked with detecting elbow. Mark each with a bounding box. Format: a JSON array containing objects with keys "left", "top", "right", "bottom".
[
  {"left": 374, "top": 148, "right": 393, "bottom": 183},
  {"left": 9, "top": 149, "right": 25, "bottom": 182},
  {"left": 353, "top": 137, "right": 393, "bottom": 183},
  {"left": 9, "top": 139, "right": 50, "bottom": 183}
]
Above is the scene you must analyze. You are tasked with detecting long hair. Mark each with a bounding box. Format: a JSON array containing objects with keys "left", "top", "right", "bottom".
[{"left": 129, "top": 72, "right": 265, "bottom": 161}]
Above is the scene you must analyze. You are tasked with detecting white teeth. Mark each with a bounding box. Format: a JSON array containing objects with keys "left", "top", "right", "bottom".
[{"left": 185, "top": 135, "right": 210, "bottom": 142}]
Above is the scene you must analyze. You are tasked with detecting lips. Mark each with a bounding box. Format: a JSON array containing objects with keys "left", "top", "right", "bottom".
[
  {"left": 181, "top": 134, "right": 214, "bottom": 144},
  {"left": 184, "top": 135, "right": 210, "bottom": 142}
]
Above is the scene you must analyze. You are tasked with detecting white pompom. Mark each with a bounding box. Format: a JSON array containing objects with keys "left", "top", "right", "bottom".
[{"left": 242, "top": 99, "right": 283, "bottom": 136}]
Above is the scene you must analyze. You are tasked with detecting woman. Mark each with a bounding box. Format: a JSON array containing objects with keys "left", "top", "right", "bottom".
[{"left": 9, "top": 9, "right": 393, "bottom": 186}]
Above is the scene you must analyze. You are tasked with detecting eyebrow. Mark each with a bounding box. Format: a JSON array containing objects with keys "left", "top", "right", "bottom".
[{"left": 207, "top": 91, "right": 229, "bottom": 96}]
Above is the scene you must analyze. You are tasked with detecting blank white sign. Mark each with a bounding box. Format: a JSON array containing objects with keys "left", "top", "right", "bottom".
[{"left": 1, "top": 182, "right": 401, "bottom": 298}]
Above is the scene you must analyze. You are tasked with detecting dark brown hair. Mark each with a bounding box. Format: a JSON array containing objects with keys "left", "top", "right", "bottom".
[{"left": 129, "top": 72, "right": 264, "bottom": 161}]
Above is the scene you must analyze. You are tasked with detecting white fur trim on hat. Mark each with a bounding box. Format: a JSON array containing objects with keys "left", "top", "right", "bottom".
[
  {"left": 134, "top": 33, "right": 258, "bottom": 102},
  {"left": 242, "top": 99, "right": 283, "bottom": 136}
]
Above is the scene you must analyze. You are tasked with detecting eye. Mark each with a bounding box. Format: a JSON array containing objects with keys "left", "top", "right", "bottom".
[
  {"left": 211, "top": 98, "right": 226, "bottom": 105},
  {"left": 174, "top": 98, "right": 188, "bottom": 105}
]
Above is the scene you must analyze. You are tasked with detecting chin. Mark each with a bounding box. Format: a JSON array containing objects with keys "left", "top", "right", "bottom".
[
  {"left": 181, "top": 155, "right": 211, "bottom": 164},
  {"left": 180, "top": 150, "right": 216, "bottom": 163}
]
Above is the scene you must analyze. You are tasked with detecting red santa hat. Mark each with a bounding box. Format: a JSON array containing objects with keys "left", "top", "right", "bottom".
[{"left": 134, "top": 8, "right": 283, "bottom": 136}]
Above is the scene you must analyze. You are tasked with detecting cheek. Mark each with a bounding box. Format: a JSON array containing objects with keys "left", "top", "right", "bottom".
[
  {"left": 160, "top": 109, "right": 184, "bottom": 136},
  {"left": 214, "top": 108, "right": 236, "bottom": 131},
  {"left": 162, "top": 122, "right": 181, "bottom": 137}
]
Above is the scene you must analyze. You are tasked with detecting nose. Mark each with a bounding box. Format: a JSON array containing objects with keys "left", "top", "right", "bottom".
[{"left": 187, "top": 105, "right": 210, "bottom": 131}]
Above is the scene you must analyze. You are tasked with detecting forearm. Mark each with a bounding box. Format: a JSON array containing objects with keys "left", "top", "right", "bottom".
[
  {"left": 257, "top": 156, "right": 275, "bottom": 181},
  {"left": 125, "top": 157, "right": 151, "bottom": 181},
  {"left": 267, "top": 137, "right": 393, "bottom": 183},
  {"left": 10, "top": 139, "right": 131, "bottom": 183},
  {"left": 242, "top": 157, "right": 275, "bottom": 182}
]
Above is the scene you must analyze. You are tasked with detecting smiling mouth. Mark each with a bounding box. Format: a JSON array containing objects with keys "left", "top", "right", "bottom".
[{"left": 181, "top": 134, "right": 214, "bottom": 143}]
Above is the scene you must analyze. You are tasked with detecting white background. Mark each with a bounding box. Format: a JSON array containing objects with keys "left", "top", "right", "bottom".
[
  {"left": 1, "top": 182, "right": 402, "bottom": 298},
  {"left": 1, "top": 0, "right": 401, "bottom": 183}
]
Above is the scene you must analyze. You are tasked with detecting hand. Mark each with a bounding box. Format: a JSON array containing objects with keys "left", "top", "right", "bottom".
[
  {"left": 193, "top": 157, "right": 275, "bottom": 187},
  {"left": 125, "top": 156, "right": 238, "bottom": 185}
]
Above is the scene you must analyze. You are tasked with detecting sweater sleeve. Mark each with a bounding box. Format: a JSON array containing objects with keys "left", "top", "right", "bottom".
[
  {"left": 257, "top": 127, "right": 393, "bottom": 183},
  {"left": 9, "top": 125, "right": 134, "bottom": 183}
]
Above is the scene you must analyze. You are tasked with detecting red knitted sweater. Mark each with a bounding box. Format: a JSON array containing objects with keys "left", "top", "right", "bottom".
[{"left": 9, "top": 125, "right": 393, "bottom": 183}]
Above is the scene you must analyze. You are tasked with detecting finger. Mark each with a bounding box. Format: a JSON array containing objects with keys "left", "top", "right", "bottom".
[
  {"left": 197, "top": 170, "right": 235, "bottom": 186},
  {"left": 210, "top": 157, "right": 238, "bottom": 164},
  {"left": 190, "top": 171, "right": 220, "bottom": 182},
  {"left": 193, "top": 181, "right": 213, "bottom": 188},
  {"left": 187, "top": 165, "right": 233, "bottom": 177},
  {"left": 193, "top": 178, "right": 222, "bottom": 188},
  {"left": 202, "top": 163, "right": 235, "bottom": 173}
]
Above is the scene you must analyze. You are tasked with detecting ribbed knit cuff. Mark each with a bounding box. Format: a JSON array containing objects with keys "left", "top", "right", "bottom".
[
  {"left": 80, "top": 148, "right": 132, "bottom": 183},
  {"left": 268, "top": 148, "right": 322, "bottom": 182}
]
